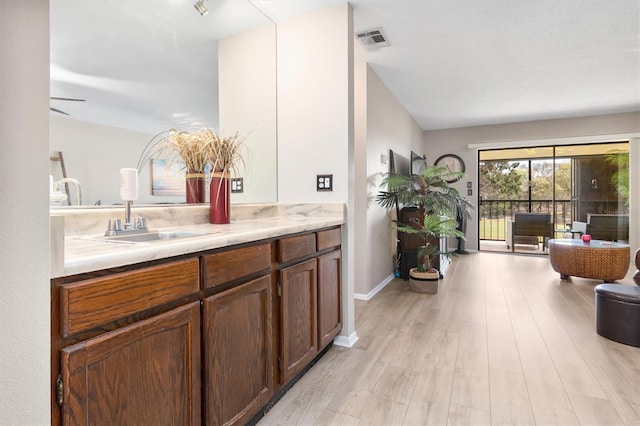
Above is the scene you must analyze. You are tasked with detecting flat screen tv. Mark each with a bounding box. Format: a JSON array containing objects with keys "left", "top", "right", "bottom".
[
  {"left": 389, "top": 149, "right": 410, "bottom": 177},
  {"left": 411, "top": 151, "right": 426, "bottom": 175}
]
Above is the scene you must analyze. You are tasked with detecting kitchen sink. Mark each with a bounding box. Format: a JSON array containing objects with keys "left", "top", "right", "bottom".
[{"left": 101, "top": 230, "right": 212, "bottom": 243}]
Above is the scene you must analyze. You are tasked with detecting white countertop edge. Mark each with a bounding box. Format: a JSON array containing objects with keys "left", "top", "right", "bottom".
[{"left": 57, "top": 216, "right": 344, "bottom": 278}]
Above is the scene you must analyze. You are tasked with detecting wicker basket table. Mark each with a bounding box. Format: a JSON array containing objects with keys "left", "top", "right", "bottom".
[{"left": 548, "top": 239, "right": 630, "bottom": 282}]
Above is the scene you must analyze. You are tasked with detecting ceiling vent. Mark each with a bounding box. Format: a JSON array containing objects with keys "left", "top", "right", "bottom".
[{"left": 355, "top": 27, "right": 390, "bottom": 50}]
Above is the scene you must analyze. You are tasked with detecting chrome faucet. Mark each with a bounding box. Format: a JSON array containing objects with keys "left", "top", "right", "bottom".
[
  {"left": 54, "top": 178, "right": 83, "bottom": 205},
  {"left": 124, "top": 200, "right": 134, "bottom": 229},
  {"left": 106, "top": 167, "right": 147, "bottom": 236},
  {"left": 105, "top": 213, "right": 148, "bottom": 237}
]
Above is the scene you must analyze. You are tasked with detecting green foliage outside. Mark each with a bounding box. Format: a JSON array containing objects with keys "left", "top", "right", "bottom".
[
  {"left": 480, "top": 159, "right": 572, "bottom": 202},
  {"left": 479, "top": 161, "right": 524, "bottom": 200},
  {"left": 479, "top": 218, "right": 566, "bottom": 241},
  {"left": 605, "top": 150, "right": 630, "bottom": 206},
  {"left": 478, "top": 218, "right": 506, "bottom": 240},
  {"left": 530, "top": 160, "right": 571, "bottom": 200}
]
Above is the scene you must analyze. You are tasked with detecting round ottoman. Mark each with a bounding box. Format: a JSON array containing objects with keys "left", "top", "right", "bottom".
[
  {"left": 594, "top": 284, "right": 640, "bottom": 347},
  {"left": 548, "top": 239, "right": 630, "bottom": 282}
]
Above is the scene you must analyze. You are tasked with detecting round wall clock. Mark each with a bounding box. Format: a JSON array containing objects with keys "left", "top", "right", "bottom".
[{"left": 434, "top": 154, "right": 465, "bottom": 182}]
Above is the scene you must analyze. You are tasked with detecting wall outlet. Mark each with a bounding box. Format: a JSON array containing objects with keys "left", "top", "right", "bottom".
[
  {"left": 231, "top": 178, "right": 243, "bottom": 193},
  {"left": 317, "top": 174, "right": 333, "bottom": 191}
]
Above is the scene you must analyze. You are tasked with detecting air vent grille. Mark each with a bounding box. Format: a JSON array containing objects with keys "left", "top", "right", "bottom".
[{"left": 355, "top": 27, "right": 390, "bottom": 49}]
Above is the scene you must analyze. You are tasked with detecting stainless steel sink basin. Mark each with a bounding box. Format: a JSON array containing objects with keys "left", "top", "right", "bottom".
[{"left": 102, "top": 231, "right": 211, "bottom": 243}]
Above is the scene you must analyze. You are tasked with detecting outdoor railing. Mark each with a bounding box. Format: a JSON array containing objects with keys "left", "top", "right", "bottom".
[{"left": 479, "top": 199, "right": 573, "bottom": 241}]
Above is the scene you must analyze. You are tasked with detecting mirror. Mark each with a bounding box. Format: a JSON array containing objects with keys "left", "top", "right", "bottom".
[{"left": 49, "top": 0, "right": 276, "bottom": 207}]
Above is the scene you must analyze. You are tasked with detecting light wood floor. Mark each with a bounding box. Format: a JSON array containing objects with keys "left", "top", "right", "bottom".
[{"left": 258, "top": 252, "right": 640, "bottom": 426}]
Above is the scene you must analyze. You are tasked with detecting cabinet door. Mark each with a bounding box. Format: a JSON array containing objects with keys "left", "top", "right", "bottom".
[
  {"left": 60, "top": 302, "right": 201, "bottom": 426},
  {"left": 317, "top": 250, "right": 342, "bottom": 349},
  {"left": 280, "top": 259, "right": 317, "bottom": 383},
  {"left": 203, "top": 275, "right": 273, "bottom": 426}
]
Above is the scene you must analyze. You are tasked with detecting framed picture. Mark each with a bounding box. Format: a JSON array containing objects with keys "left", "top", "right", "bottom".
[{"left": 151, "top": 159, "right": 185, "bottom": 196}]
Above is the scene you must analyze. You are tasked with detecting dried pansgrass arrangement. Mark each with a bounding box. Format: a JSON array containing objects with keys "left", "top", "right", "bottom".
[
  {"left": 137, "top": 127, "right": 246, "bottom": 177},
  {"left": 204, "top": 131, "right": 247, "bottom": 177}
]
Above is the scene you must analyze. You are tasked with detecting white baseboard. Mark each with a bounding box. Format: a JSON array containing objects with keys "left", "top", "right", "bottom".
[
  {"left": 333, "top": 331, "right": 359, "bottom": 348},
  {"left": 354, "top": 273, "right": 395, "bottom": 301}
]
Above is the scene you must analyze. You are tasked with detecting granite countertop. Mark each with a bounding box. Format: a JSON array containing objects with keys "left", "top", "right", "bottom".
[{"left": 52, "top": 203, "right": 345, "bottom": 278}]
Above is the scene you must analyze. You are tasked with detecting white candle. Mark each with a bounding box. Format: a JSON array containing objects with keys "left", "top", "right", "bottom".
[{"left": 120, "top": 168, "right": 139, "bottom": 201}]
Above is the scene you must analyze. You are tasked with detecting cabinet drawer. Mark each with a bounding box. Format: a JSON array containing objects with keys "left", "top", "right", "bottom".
[
  {"left": 202, "top": 243, "right": 271, "bottom": 289},
  {"left": 60, "top": 258, "right": 199, "bottom": 338},
  {"left": 316, "top": 228, "right": 341, "bottom": 251},
  {"left": 278, "top": 233, "right": 316, "bottom": 263}
]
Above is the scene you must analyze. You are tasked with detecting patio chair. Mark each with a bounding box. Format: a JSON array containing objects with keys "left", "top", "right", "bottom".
[
  {"left": 506, "top": 213, "right": 554, "bottom": 252},
  {"left": 586, "top": 214, "right": 629, "bottom": 242}
]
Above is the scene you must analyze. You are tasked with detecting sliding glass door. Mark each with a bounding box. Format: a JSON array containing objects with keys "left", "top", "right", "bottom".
[{"left": 478, "top": 142, "right": 629, "bottom": 253}]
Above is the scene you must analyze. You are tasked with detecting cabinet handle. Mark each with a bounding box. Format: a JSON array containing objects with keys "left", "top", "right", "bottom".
[{"left": 56, "top": 375, "right": 64, "bottom": 407}]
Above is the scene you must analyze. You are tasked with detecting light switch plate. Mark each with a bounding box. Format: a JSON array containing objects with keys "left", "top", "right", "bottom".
[
  {"left": 317, "top": 174, "right": 333, "bottom": 191},
  {"left": 231, "top": 178, "right": 243, "bottom": 193}
]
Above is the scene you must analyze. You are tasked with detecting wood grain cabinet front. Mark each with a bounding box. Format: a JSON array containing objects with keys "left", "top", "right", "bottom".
[
  {"left": 202, "top": 243, "right": 271, "bottom": 289},
  {"left": 276, "top": 227, "right": 343, "bottom": 385},
  {"left": 202, "top": 275, "right": 273, "bottom": 426},
  {"left": 278, "top": 233, "right": 316, "bottom": 264},
  {"left": 52, "top": 226, "right": 342, "bottom": 425},
  {"left": 279, "top": 258, "right": 318, "bottom": 383},
  {"left": 59, "top": 258, "right": 200, "bottom": 338},
  {"left": 60, "top": 302, "right": 201, "bottom": 426},
  {"left": 316, "top": 228, "right": 341, "bottom": 252},
  {"left": 317, "top": 249, "right": 342, "bottom": 348}
]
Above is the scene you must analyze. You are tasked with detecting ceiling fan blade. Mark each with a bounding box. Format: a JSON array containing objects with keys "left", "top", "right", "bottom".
[
  {"left": 50, "top": 97, "right": 85, "bottom": 102},
  {"left": 50, "top": 107, "right": 70, "bottom": 115}
]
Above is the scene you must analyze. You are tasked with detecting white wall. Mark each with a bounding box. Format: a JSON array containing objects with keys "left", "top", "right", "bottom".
[
  {"left": 49, "top": 115, "right": 175, "bottom": 205},
  {"left": 424, "top": 111, "right": 640, "bottom": 251},
  {"left": 277, "top": 4, "right": 350, "bottom": 203},
  {"left": 353, "top": 44, "right": 369, "bottom": 298},
  {"left": 276, "top": 4, "right": 356, "bottom": 344},
  {"left": 0, "top": 1, "right": 50, "bottom": 424},
  {"left": 219, "top": 24, "right": 277, "bottom": 203},
  {"left": 357, "top": 66, "right": 423, "bottom": 297}
]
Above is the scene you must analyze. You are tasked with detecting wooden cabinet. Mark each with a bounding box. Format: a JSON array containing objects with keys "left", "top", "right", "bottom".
[
  {"left": 52, "top": 258, "right": 201, "bottom": 426},
  {"left": 202, "top": 275, "right": 273, "bottom": 426},
  {"left": 201, "top": 242, "right": 274, "bottom": 425},
  {"left": 278, "top": 233, "right": 316, "bottom": 263},
  {"left": 52, "top": 226, "right": 342, "bottom": 425},
  {"left": 59, "top": 258, "right": 200, "bottom": 338},
  {"left": 277, "top": 227, "right": 342, "bottom": 383},
  {"left": 60, "top": 302, "right": 201, "bottom": 425},
  {"left": 201, "top": 243, "right": 271, "bottom": 290},
  {"left": 317, "top": 250, "right": 342, "bottom": 349},
  {"left": 279, "top": 258, "right": 318, "bottom": 383}
]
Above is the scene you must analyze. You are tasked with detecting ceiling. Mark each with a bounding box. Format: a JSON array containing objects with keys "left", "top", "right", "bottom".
[{"left": 50, "top": 0, "right": 640, "bottom": 132}]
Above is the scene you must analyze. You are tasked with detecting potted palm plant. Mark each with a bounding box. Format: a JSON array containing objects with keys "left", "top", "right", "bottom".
[{"left": 377, "top": 165, "right": 473, "bottom": 293}]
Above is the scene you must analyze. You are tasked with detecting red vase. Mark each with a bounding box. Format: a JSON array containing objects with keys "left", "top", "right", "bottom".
[
  {"left": 185, "top": 172, "right": 206, "bottom": 204},
  {"left": 209, "top": 171, "right": 230, "bottom": 224}
]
